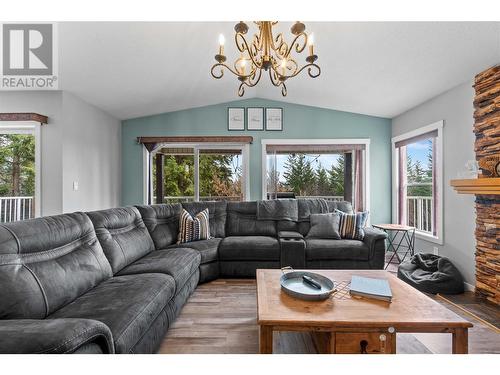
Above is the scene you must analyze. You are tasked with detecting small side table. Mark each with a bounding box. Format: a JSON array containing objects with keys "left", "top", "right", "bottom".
[{"left": 372, "top": 224, "right": 416, "bottom": 270}]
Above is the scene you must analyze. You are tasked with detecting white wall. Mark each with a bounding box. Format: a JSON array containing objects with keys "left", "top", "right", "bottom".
[
  {"left": 62, "top": 92, "right": 121, "bottom": 212},
  {"left": 392, "top": 81, "right": 476, "bottom": 287},
  {"left": 0, "top": 90, "right": 121, "bottom": 216}
]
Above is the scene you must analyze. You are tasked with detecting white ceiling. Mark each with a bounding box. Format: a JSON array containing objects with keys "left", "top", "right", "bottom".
[{"left": 59, "top": 22, "right": 500, "bottom": 120}]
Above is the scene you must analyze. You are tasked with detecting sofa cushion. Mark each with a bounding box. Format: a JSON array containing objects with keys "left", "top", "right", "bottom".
[
  {"left": 0, "top": 212, "right": 112, "bottom": 319},
  {"left": 305, "top": 239, "right": 370, "bottom": 261},
  {"left": 177, "top": 208, "right": 210, "bottom": 244},
  {"left": 168, "top": 238, "right": 221, "bottom": 264},
  {"left": 181, "top": 201, "right": 227, "bottom": 238},
  {"left": 226, "top": 201, "right": 277, "bottom": 236},
  {"left": 117, "top": 248, "right": 201, "bottom": 293},
  {"left": 336, "top": 210, "right": 369, "bottom": 240},
  {"left": 87, "top": 207, "right": 155, "bottom": 274},
  {"left": 49, "top": 273, "right": 175, "bottom": 354},
  {"left": 135, "top": 204, "right": 182, "bottom": 249},
  {"left": 219, "top": 236, "right": 280, "bottom": 261},
  {"left": 306, "top": 213, "right": 341, "bottom": 239}
]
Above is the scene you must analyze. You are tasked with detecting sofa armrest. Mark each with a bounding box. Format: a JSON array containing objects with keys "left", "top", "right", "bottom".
[
  {"left": 363, "top": 227, "right": 388, "bottom": 269},
  {"left": 0, "top": 318, "right": 114, "bottom": 354},
  {"left": 278, "top": 231, "right": 304, "bottom": 240}
]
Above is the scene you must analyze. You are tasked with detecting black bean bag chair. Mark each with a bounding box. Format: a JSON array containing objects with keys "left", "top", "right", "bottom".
[{"left": 397, "top": 253, "right": 464, "bottom": 294}]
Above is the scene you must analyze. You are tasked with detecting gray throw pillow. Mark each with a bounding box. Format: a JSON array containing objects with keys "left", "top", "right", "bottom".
[{"left": 306, "top": 213, "right": 341, "bottom": 239}]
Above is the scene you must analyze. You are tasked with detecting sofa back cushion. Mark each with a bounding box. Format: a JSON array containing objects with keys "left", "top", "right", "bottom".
[
  {"left": 277, "top": 200, "right": 354, "bottom": 236},
  {"left": 135, "top": 203, "right": 182, "bottom": 249},
  {"left": 87, "top": 207, "right": 154, "bottom": 274},
  {"left": 327, "top": 200, "right": 354, "bottom": 214},
  {"left": 181, "top": 201, "right": 227, "bottom": 238},
  {"left": 226, "top": 201, "right": 276, "bottom": 237},
  {"left": 0, "top": 212, "right": 112, "bottom": 319}
]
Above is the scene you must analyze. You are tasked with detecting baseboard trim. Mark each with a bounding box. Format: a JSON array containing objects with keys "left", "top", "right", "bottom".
[{"left": 464, "top": 282, "right": 475, "bottom": 292}]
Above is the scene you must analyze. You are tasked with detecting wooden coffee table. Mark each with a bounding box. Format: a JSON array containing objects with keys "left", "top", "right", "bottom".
[{"left": 256, "top": 269, "right": 472, "bottom": 354}]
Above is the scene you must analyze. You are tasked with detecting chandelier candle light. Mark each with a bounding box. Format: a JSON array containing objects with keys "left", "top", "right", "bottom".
[{"left": 211, "top": 21, "right": 321, "bottom": 96}]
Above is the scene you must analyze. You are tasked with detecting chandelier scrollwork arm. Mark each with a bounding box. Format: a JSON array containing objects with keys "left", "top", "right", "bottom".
[
  {"left": 281, "top": 82, "right": 287, "bottom": 96},
  {"left": 211, "top": 62, "right": 248, "bottom": 79},
  {"left": 210, "top": 63, "right": 225, "bottom": 79},
  {"left": 238, "top": 82, "right": 245, "bottom": 97},
  {"left": 307, "top": 64, "right": 321, "bottom": 78},
  {"left": 235, "top": 33, "right": 261, "bottom": 69},
  {"left": 287, "top": 62, "right": 321, "bottom": 79},
  {"left": 245, "top": 67, "right": 262, "bottom": 87}
]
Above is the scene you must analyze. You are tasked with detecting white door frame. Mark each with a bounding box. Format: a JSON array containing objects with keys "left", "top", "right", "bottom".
[{"left": 0, "top": 121, "right": 42, "bottom": 217}]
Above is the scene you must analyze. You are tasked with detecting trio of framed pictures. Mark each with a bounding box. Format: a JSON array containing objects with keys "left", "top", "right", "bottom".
[{"left": 228, "top": 107, "right": 283, "bottom": 131}]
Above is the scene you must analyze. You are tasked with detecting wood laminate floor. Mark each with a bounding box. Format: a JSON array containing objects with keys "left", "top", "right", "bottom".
[{"left": 159, "top": 279, "right": 500, "bottom": 354}]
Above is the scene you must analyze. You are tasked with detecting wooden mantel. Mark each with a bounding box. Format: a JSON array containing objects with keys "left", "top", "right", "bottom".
[
  {"left": 0, "top": 112, "right": 48, "bottom": 124},
  {"left": 450, "top": 178, "right": 500, "bottom": 195}
]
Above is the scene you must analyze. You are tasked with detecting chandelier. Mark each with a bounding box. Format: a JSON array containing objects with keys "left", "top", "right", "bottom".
[{"left": 210, "top": 21, "right": 321, "bottom": 97}]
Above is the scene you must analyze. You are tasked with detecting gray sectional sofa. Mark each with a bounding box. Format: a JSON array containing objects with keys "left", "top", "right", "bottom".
[{"left": 0, "top": 199, "right": 387, "bottom": 354}]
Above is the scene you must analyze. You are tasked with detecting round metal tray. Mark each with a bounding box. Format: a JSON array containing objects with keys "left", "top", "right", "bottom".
[{"left": 280, "top": 267, "right": 336, "bottom": 301}]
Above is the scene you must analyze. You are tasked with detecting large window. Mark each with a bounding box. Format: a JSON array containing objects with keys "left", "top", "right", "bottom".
[
  {"left": 0, "top": 123, "right": 41, "bottom": 222},
  {"left": 392, "top": 121, "right": 443, "bottom": 243},
  {"left": 262, "top": 140, "right": 369, "bottom": 212},
  {"left": 148, "top": 143, "right": 248, "bottom": 204}
]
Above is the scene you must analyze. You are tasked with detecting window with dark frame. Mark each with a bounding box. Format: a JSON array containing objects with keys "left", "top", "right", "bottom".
[
  {"left": 265, "top": 143, "right": 366, "bottom": 211},
  {"left": 152, "top": 147, "right": 243, "bottom": 204}
]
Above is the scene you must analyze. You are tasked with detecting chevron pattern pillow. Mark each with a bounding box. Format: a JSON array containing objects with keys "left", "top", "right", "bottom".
[
  {"left": 177, "top": 208, "right": 210, "bottom": 244},
  {"left": 335, "top": 209, "right": 369, "bottom": 240}
]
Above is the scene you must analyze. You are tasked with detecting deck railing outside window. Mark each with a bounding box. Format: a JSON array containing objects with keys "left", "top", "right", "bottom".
[
  {"left": 406, "top": 196, "right": 433, "bottom": 233},
  {"left": 159, "top": 196, "right": 243, "bottom": 203},
  {"left": 0, "top": 197, "right": 35, "bottom": 223},
  {"left": 296, "top": 195, "right": 344, "bottom": 202}
]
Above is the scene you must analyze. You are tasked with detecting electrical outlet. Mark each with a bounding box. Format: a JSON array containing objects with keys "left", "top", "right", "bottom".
[
  {"left": 73, "top": 181, "right": 79, "bottom": 191},
  {"left": 433, "top": 246, "right": 439, "bottom": 255}
]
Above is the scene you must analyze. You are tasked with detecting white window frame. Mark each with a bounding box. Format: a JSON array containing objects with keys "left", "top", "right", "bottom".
[
  {"left": 143, "top": 142, "right": 250, "bottom": 203},
  {"left": 391, "top": 120, "right": 444, "bottom": 245},
  {"left": 0, "top": 121, "right": 42, "bottom": 218},
  {"left": 261, "top": 138, "right": 370, "bottom": 215}
]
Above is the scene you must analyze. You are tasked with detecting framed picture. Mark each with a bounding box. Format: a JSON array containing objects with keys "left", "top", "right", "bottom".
[
  {"left": 265, "top": 108, "right": 283, "bottom": 131},
  {"left": 228, "top": 107, "right": 245, "bottom": 131},
  {"left": 247, "top": 107, "right": 264, "bottom": 131}
]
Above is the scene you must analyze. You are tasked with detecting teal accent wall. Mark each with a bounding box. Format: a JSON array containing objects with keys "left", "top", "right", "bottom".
[{"left": 122, "top": 98, "right": 392, "bottom": 224}]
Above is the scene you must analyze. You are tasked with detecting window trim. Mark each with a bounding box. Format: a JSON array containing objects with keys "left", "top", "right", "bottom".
[
  {"left": 0, "top": 121, "right": 42, "bottom": 218},
  {"left": 260, "top": 138, "right": 371, "bottom": 215},
  {"left": 143, "top": 142, "right": 250, "bottom": 204},
  {"left": 391, "top": 120, "right": 444, "bottom": 245}
]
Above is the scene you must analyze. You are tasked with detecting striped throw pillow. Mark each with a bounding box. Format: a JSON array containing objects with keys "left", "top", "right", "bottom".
[
  {"left": 335, "top": 209, "right": 369, "bottom": 240},
  {"left": 177, "top": 208, "right": 211, "bottom": 244}
]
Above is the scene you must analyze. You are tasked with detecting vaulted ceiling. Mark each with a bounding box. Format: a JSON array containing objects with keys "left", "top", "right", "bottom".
[{"left": 59, "top": 22, "right": 500, "bottom": 120}]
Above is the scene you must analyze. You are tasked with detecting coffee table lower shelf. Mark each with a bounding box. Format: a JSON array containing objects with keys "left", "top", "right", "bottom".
[{"left": 259, "top": 324, "right": 469, "bottom": 354}]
